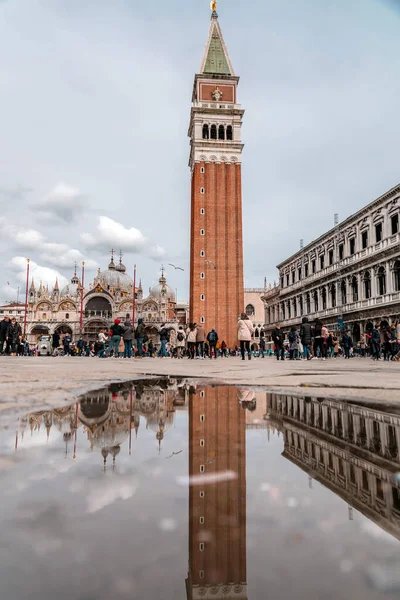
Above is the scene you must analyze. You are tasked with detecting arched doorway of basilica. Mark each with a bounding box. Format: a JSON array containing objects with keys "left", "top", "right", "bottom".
[
  {"left": 85, "top": 296, "right": 112, "bottom": 319},
  {"left": 83, "top": 320, "right": 109, "bottom": 342},
  {"left": 30, "top": 325, "right": 50, "bottom": 343},
  {"left": 54, "top": 324, "right": 73, "bottom": 336}
]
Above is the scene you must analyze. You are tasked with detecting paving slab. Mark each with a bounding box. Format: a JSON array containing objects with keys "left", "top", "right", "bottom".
[{"left": 0, "top": 356, "right": 399, "bottom": 421}]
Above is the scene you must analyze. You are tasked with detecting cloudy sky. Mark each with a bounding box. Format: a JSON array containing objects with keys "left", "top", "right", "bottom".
[{"left": 0, "top": 0, "right": 399, "bottom": 303}]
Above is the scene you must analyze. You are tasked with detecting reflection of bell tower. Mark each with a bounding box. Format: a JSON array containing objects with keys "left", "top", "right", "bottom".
[{"left": 186, "top": 386, "right": 247, "bottom": 599}]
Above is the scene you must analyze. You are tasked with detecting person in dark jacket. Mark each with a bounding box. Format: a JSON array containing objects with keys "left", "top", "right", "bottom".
[
  {"left": 77, "top": 337, "right": 85, "bottom": 356},
  {"left": 106, "top": 319, "right": 124, "bottom": 357},
  {"left": 52, "top": 332, "right": 60, "bottom": 354},
  {"left": 123, "top": 319, "right": 134, "bottom": 358},
  {"left": 313, "top": 319, "right": 324, "bottom": 358},
  {"left": 159, "top": 324, "right": 170, "bottom": 357},
  {"left": 371, "top": 326, "right": 381, "bottom": 360},
  {"left": 135, "top": 317, "right": 146, "bottom": 357},
  {"left": 8, "top": 318, "right": 22, "bottom": 355},
  {"left": 0, "top": 316, "right": 11, "bottom": 354},
  {"left": 63, "top": 334, "right": 71, "bottom": 356},
  {"left": 207, "top": 329, "right": 219, "bottom": 359},
  {"left": 300, "top": 317, "right": 312, "bottom": 360},
  {"left": 272, "top": 324, "right": 284, "bottom": 361},
  {"left": 341, "top": 330, "right": 353, "bottom": 359}
]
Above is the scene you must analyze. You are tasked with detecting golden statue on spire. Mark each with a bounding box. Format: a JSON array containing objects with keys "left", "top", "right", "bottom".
[{"left": 210, "top": 0, "right": 217, "bottom": 12}]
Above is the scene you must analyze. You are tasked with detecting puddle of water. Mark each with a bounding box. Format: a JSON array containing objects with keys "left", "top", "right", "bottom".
[{"left": 1, "top": 380, "right": 400, "bottom": 599}]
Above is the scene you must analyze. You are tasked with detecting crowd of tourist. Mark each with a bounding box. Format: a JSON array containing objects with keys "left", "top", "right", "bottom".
[
  {"left": 271, "top": 317, "right": 400, "bottom": 361},
  {"left": 1, "top": 313, "right": 400, "bottom": 362}
]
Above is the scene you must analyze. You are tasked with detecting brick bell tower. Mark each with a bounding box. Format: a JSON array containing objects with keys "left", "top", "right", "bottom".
[{"left": 188, "top": 3, "right": 245, "bottom": 348}]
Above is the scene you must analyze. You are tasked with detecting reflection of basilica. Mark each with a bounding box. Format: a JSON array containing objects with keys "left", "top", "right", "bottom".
[
  {"left": 186, "top": 387, "right": 247, "bottom": 599},
  {"left": 267, "top": 393, "right": 400, "bottom": 541},
  {"left": 18, "top": 379, "right": 188, "bottom": 466},
  {"left": 15, "top": 381, "right": 400, "bottom": 597}
]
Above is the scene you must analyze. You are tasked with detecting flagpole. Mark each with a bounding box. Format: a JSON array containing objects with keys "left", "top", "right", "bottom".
[
  {"left": 80, "top": 262, "right": 85, "bottom": 332},
  {"left": 132, "top": 264, "right": 137, "bottom": 324},
  {"left": 23, "top": 259, "right": 30, "bottom": 335}
]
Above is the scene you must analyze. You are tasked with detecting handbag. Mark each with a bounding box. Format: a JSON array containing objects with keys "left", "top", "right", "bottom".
[{"left": 143, "top": 334, "right": 149, "bottom": 343}]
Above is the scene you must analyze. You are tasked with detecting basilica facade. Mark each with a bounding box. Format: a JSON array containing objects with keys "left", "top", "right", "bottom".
[{"left": 5, "top": 253, "right": 188, "bottom": 345}]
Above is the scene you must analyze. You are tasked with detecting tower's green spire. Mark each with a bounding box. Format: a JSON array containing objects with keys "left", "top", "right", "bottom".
[{"left": 200, "top": 11, "right": 234, "bottom": 76}]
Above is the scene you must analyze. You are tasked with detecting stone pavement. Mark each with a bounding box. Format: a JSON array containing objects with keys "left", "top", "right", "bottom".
[{"left": 0, "top": 355, "right": 399, "bottom": 421}]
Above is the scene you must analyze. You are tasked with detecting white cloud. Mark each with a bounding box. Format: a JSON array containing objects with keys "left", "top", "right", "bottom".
[
  {"left": 0, "top": 217, "right": 98, "bottom": 270},
  {"left": 0, "top": 284, "right": 19, "bottom": 302},
  {"left": 10, "top": 257, "right": 68, "bottom": 290},
  {"left": 0, "top": 217, "right": 45, "bottom": 250},
  {"left": 39, "top": 243, "right": 98, "bottom": 270},
  {"left": 35, "top": 182, "right": 86, "bottom": 223},
  {"left": 82, "top": 216, "right": 146, "bottom": 250},
  {"left": 81, "top": 216, "right": 166, "bottom": 259}
]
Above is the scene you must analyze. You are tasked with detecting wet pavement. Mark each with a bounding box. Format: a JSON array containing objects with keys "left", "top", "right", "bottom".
[{"left": 1, "top": 379, "right": 400, "bottom": 599}]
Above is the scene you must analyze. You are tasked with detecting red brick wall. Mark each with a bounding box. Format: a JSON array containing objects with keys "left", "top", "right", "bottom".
[{"left": 190, "top": 161, "right": 244, "bottom": 348}]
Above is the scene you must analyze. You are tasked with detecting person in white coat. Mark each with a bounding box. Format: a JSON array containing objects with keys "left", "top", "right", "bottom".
[
  {"left": 237, "top": 313, "right": 254, "bottom": 361},
  {"left": 176, "top": 326, "right": 186, "bottom": 359},
  {"left": 186, "top": 324, "right": 198, "bottom": 360}
]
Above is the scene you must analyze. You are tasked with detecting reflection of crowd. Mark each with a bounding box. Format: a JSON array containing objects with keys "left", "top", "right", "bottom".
[{"left": 271, "top": 317, "right": 400, "bottom": 361}]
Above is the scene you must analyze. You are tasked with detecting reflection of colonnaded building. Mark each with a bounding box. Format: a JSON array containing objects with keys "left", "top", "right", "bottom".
[
  {"left": 267, "top": 393, "right": 400, "bottom": 540},
  {"left": 17, "top": 380, "right": 188, "bottom": 465},
  {"left": 186, "top": 387, "right": 247, "bottom": 599},
  {"left": 0, "top": 252, "right": 188, "bottom": 345}
]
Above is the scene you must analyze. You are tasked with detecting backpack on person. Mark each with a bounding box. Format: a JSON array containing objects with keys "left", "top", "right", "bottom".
[
  {"left": 208, "top": 331, "right": 218, "bottom": 344},
  {"left": 177, "top": 331, "right": 184, "bottom": 342}
]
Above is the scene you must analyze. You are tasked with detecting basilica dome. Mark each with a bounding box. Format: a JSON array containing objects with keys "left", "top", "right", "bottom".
[
  {"left": 149, "top": 274, "right": 176, "bottom": 302},
  {"left": 61, "top": 273, "right": 80, "bottom": 297},
  {"left": 98, "top": 258, "right": 133, "bottom": 292}
]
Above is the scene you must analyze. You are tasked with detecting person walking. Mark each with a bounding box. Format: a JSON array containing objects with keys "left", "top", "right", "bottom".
[
  {"left": 123, "top": 319, "right": 134, "bottom": 358},
  {"left": 196, "top": 324, "right": 205, "bottom": 359},
  {"left": 0, "top": 316, "right": 10, "bottom": 355},
  {"left": 97, "top": 329, "right": 107, "bottom": 358},
  {"left": 176, "top": 326, "right": 186, "bottom": 359},
  {"left": 63, "top": 333, "right": 71, "bottom": 356},
  {"left": 321, "top": 323, "right": 329, "bottom": 360},
  {"left": 169, "top": 328, "right": 177, "bottom": 358},
  {"left": 259, "top": 337, "right": 266, "bottom": 358},
  {"left": 288, "top": 326, "right": 299, "bottom": 360},
  {"left": 147, "top": 339, "right": 155, "bottom": 357},
  {"left": 313, "top": 319, "right": 324, "bottom": 359},
  {"left": 272, "top": 324, "right": 284, "bottom": 361},
  {"left": 327, "top": 332, "right": 334, "bottom": 358},
  {"left": 300, "top": 317, "right": 312, "bottom": 360},
  {"left": 237, "top": 313, "right": 254, "bottom": 361},
  {"left": 52, "top": 331, "right": 60, "bottom": 355},
  {"left": 159, "top": 324, "right": 170, "bottom": 357},
  {"left": 8, "top": 318, "right": 22, "bottom": 356},
  {"left": 77, "top": 337, "right": 85, "bottom": 356},
  {"left": 207, "top": 328, "right": 219, "bottom": 359},
  {"left": 186, "top": 323, "right": 197, "bottom": 359},
  {"left": 371, "top": 325, "right": 381, "bottom": 360},
  {"left": 135, "top": 317, "right": 146, "bottom": 357},
  {"left": 382, "top": 325, "right": 392, "bottom": 361},
  {"left": 106, "top": 319, "right": 124, "bottom": 357},
  {"left": 341, "top": 330, "right": 353, "bottom": 359}
]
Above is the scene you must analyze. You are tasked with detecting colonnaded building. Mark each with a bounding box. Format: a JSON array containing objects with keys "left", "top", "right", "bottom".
[
  {"left": 263, "top": 183, "right": 400, "bottom": 340},
  {"left": 0, "top": 253, "right": 188, "bottom": 345}
]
